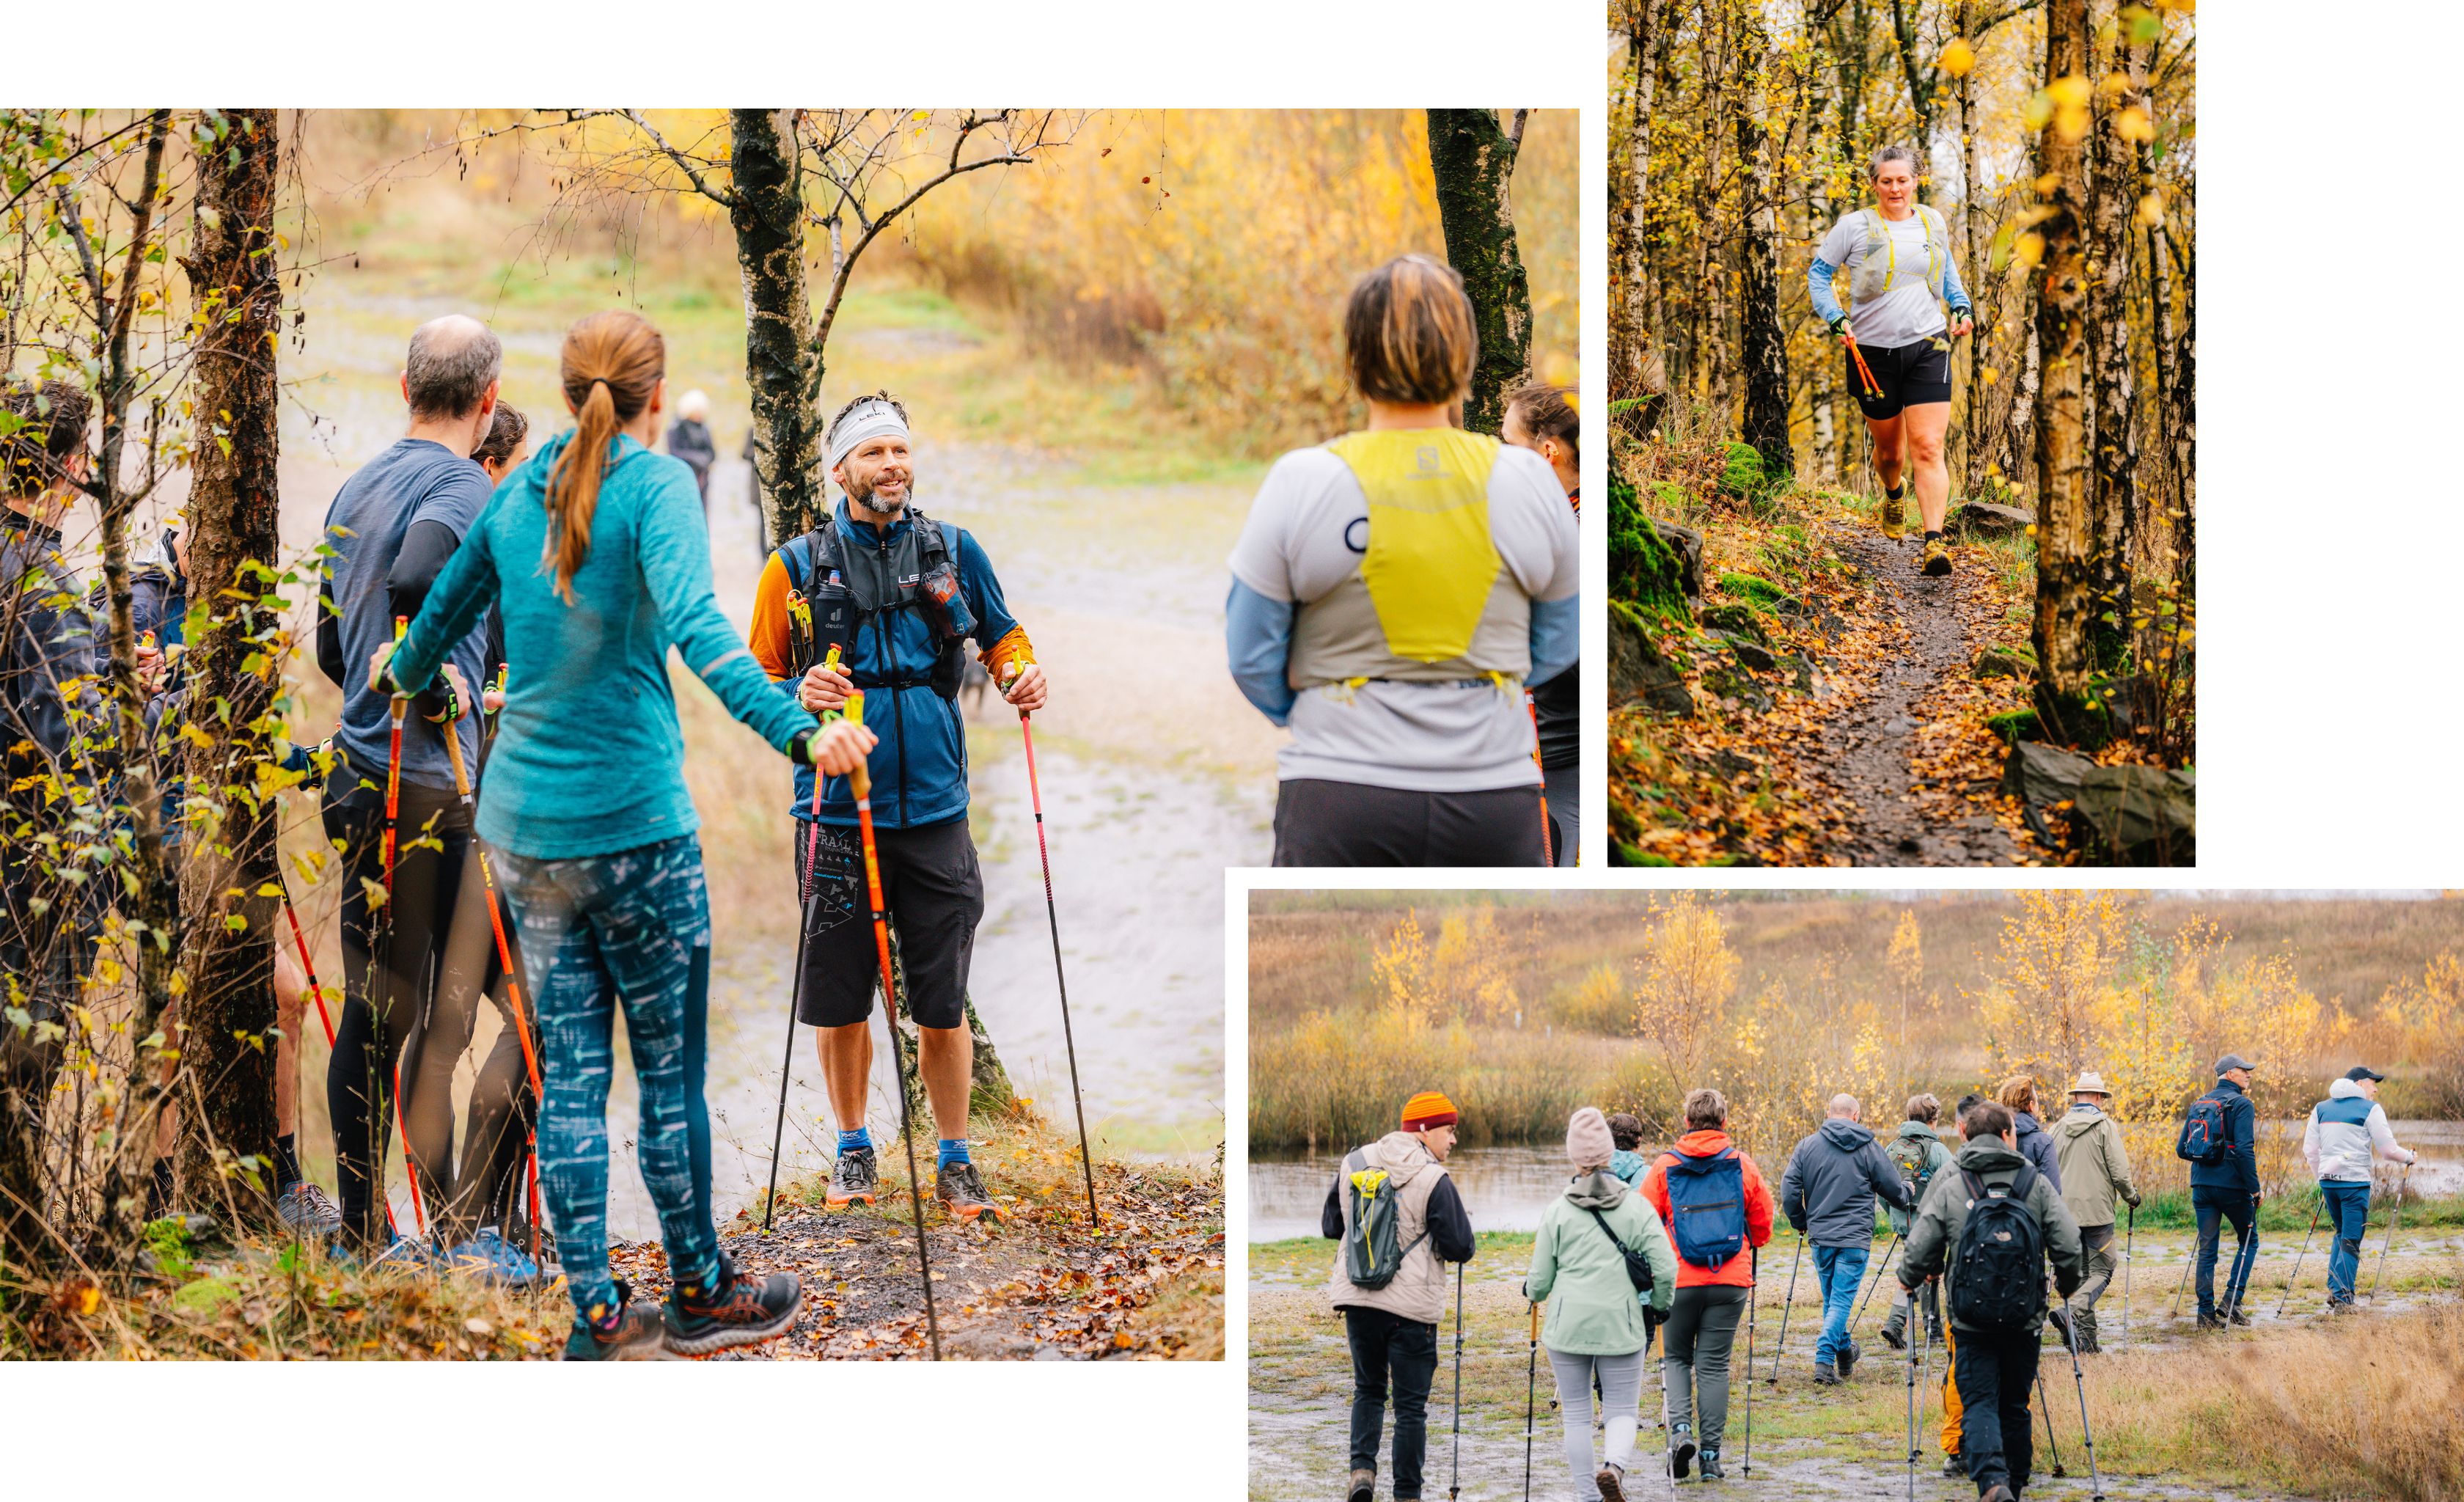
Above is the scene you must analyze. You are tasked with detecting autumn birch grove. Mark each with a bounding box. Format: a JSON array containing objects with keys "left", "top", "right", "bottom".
[{"left": 1607, "top": 0, "right": 2193, "bottom": 867}]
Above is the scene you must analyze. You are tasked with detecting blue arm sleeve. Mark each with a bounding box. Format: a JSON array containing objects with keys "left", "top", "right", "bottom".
[
  {"left": 640, "top": 465, "right": 817, "bottom": 754},
  {"left": 1225, "top": 579, "right": 1297, "bottom": 725},
  {"left": 392, "top": 495, "right": 499, "bottom": 695},
  {"left": 1808, "top": 256, "right": 1846, "bottom": 327},
  {"left": 1528, "top": 594, "right": 1579, "bottom": 686},
  {"left": 1941, "top": 252, "right": 1972, "bottom": 313}
]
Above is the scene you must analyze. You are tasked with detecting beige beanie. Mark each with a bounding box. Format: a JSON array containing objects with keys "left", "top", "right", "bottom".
[{"left": 1567, "top": 1107, "right": 1614, "bottom": 1173}]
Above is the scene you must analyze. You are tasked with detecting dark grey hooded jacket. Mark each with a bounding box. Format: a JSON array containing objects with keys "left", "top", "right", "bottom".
[
  {"left": 1778, "top": 1118, "right": 1913, "bottom": 1248},
  {"left": 2012, "top": 1110, "right": 2064, "bottom": 1193}
]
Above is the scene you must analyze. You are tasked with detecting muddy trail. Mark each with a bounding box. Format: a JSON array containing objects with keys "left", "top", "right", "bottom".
[
  {"left": 609, "top": 1157, "right": 1222, "bottom": 1360},
  {"left": 1800, "top": 520, "right": 2031, "bottom": 866}
]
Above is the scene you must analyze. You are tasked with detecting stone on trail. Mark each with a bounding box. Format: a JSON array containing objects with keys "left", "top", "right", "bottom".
[
  {"left": 1972, "top": 647, "right": 2030, "bottom": 681},
  {"left": 2001, "top": 740, "right": 2196, "bottom": 865},
  {"left": 1650, "top": 519, "right": 1705, "bottom": 599},
  {"left": 1722, "top": 634, "right": 1779, "bottom": 672},
  {"left": 1695, "top": 601, "right": 1769, "bottom": 645},
  {"left": 1610, "top": 604, "right": 1695, "bottom": 716},
  {"left": 1951, "top": 501, "right": 2036, "bottom": 536}
]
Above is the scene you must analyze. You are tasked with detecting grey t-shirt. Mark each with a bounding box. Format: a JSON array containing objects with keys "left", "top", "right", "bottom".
[
  {"left": 1228, "top": 442, "right": 1577, "bottom": 791},
  {"left": 323, "top": 438, "right": 494, "bottom": 791},
  {"left": 1817, "top": 210, "right": 1948, "bottom": 350}
]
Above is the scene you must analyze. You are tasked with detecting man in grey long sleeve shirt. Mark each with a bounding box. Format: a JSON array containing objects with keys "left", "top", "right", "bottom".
[{"left": 1778, "top": 1093, "right": 1913, "bottom": 1382}]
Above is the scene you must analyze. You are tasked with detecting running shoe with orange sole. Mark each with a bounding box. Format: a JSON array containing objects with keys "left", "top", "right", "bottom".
[
  {"left": 1921, "top": 538, "right": 1953, "bottom": 576},
  {"left": 826, "top": 1146, "right": 879, "bottom": 1208},
  {"left": 663, "top": 1253, "right": 802, "bottom": 1357},
  {"left": 934, "top": 1160, "right": 1004, "bottom": 1223}
]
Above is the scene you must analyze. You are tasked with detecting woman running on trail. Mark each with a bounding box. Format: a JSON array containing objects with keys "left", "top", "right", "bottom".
[
  {"left": 375, "top": 309, "right": 872, "bottom": 1360},
  {"left": 1808, "top": 144, "right": 1976, "bottom": 577},
  {"left": 1227, "top": 255, "right": 1580, "bottom": 866}
]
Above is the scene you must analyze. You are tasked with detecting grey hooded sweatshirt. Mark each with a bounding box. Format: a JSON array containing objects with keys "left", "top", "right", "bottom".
[{"left": 1779, "top": 1118, "right": 1913, "bottom": 1248}]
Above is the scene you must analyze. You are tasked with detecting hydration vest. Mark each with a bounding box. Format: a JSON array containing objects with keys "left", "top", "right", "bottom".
[
  {"left": 778, "top": 508, "right": 977, "bottom": 700},
  {"left": 1847, "top": 204, "right": 1951, "bottom": 306},
  {"left": 1288, "top": 429, "right": 1531, "bottom": 691}
]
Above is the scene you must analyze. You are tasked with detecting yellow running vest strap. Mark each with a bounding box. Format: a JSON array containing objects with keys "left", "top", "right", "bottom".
[
  {"left": 1287, "top": 429, "right": 1531, "bottom": 690},
  {"left": 1849, "top": 204, "right": 1948, "bottom": 305}
]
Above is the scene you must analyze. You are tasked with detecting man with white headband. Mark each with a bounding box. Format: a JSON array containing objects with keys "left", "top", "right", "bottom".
[{"left": 747, "top": 389, "right": 1045, "bottom": 1223}]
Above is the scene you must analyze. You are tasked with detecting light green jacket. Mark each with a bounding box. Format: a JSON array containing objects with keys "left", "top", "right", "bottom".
[{"left": 1524, "top": 1171, "right": 1678, "bottom": 1355}]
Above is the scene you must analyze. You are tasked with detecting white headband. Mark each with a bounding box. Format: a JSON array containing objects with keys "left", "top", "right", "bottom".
[{"left": 827, "top": 399, "right": 909, "bottom": 471}]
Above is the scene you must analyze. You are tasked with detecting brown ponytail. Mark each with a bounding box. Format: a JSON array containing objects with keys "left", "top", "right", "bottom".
[{"left": 543, "top": 309, "right": 665, "bottom": 604}]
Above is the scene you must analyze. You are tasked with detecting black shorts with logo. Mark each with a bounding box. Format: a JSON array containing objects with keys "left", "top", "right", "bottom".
[
  {"left": 1848, "top": 335, "right": 1954, "bottom": 421},
  {"left": 791, "top": 814, "right": 983, "bottom": 1030}
]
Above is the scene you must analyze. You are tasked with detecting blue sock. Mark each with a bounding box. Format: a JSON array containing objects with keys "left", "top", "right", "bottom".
[
  {"left": 837, "top": 1127, "right": 873, "bottom": 1154},
  {"left": 936, "top": 1138, "right": 969, "bottom": 1169}
]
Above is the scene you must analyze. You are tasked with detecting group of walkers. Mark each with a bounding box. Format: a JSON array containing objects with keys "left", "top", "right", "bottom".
[
  {"left": 1324, "top": 1055, "right": 2424, "bottom": 1501},
  {"left": 2, "top": 296, "right": 1053, "bottom": 1360},
  {"left": 1228, "top": 254, "right": 1582, "bottom": 868}
]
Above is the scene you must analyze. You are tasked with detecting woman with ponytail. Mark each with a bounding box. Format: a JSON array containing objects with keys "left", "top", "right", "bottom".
[{"left": 375, "top": 309, "right": 871, "bottom": 1359}]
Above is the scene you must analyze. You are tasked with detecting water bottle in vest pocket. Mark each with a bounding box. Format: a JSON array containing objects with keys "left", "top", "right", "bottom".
[
  {"left": 1948, "top": 1163, "right": 2044, "bottom": 1336},
  {"left": 1342, "top": 1150, "right": 1429, "bottom": 1291},
  {"left": 2176, "top": 1093, "right": 2232, "bottom": 1164},
  {"left": 1663, "top": 1148, "right": 1748, "bottom": 1270}
]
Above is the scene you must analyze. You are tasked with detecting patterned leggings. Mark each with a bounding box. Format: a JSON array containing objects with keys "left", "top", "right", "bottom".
[{"left": 494, "top": 834, "right": 718, "bottom": 1322}]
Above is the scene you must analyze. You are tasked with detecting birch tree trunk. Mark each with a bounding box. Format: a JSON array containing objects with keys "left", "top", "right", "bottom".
[
  {"left": 2086, "top": 31, "right": 2141, "bottom": 672},
  {"left": 2029, "top": 0, "right": 2103, "bottom": 742},
  {"left": 1610, "top": 0, "right": 1662, "bottom": 418},
  {"left": 1736, "top": 21, "right": 1793, "bottom": 478},
  {"left": 1426, "top": 109, "right": 1533, "bottom": 436},
  {"left": 174, "top": 108, "right": 286, "bottom": 1222},
  {"left": 730, "top": 110, "right": 823, "bottom": 544}
]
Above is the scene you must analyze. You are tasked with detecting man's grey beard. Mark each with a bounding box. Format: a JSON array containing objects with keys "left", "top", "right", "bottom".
[{"left": 847, "top": 476, "right": 914, "bottom": 519}]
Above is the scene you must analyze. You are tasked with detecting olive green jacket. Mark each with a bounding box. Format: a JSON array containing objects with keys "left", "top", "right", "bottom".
[
  {"left": 1896, "top": 1138, "right": 2086, "bottom": 1336},
  {"left": 2051, "top": 1103, "right": 2141, "bottom": 1229}
]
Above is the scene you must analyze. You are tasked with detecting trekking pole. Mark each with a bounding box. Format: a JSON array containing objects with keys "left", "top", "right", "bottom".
[
  {"left": 2276, "top": 1195, "right": 2323, "bottom": 1316},
  {"left": 2058, "top": 1278, "right": 2107, "bottom": 1502},
  {"left": 763, "top": 648, "right": 841, "bottom": 1234},
  {"left": 849, "top": 692, "right": 942, "bottom": 1360},
  {"left": 441, "top": 720, "right": 548, "bottom": 1262},
  {"left": 1768, "top": 1234, "right": 1803, "bottom": 1383},
  {"left": 2121, "top": 1205, "right": 2133, "bottom": 1347},
  {"left": 2170, "top": 1242, "right": 2192, "bottom": 1320},
  {"left": 1904, "top": 1277, "right": 1919, "bottom": 1502},
  {"left": 1654, "top": 1312, "right": 1679, "bottom": 1502},
  {"left": 2036, "top": 1362, "right": 2067, "bottom": 1477},
  {"left": 1849, "top": 1229, "right": 1900, "bottom": 1330},
  {"left": 1847, "top": 337, "right": 1885, "bottom": 401},
  {"left": 1525, "top": 692, "right": 1552, "bottom": 866},
  {"left": 277, "top": 884, "right": 337, "bottom": 1049},
  {"left": 1523, "top": 1299, "right": 1540, "bottom": 1502},
  {"left": 378, "top": 616, "right": 429, "bottom": 1243},
  {"left": 1001, "top": 664, "right": 1101, "bottom": 1231},
  {"left": 2368, "top": 1162, "right": 2413, "bottom": 1301},
  {"left": 1742, "top": 1248, "right": 1757, "bottom": 1477},
  {"left": 1450, "top": 1261, "right": 1464, "bottom": 1502}
]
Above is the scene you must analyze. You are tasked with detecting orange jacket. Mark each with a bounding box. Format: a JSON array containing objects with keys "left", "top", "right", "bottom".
[{"left": 1640, "top": 1129, "right": 1777, "bottom": 1289}]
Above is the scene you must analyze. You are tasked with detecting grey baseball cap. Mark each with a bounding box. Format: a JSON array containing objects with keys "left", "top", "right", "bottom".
[{"left": 2215, "top": 1053, "right": 2258, "bottom": 1075}]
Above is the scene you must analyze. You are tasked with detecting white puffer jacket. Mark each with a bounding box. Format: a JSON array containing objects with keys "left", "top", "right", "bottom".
[{"left": 2302, "top": 1078, "right": 2418, "bottom": 1184}]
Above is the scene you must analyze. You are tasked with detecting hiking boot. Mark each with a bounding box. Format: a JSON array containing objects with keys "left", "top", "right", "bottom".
[
  {"left": 2046, "top": 1306, "right": 2074, "bottom": 1345},
  {"left": 1836, "top": 1338, "right": 1860, "bottom": 1377},
  {"left": 1669, "top": 1424, "right": 1697, "bottom": 1478},
  {"left": 2227, "top": 1308, "right": 2253, "bottom": 1327},
  {"left": 934, "top": 1159, "right": 1002, "bottom": 1223},
  {"left": 826, "top": 1146, "right": 879, "bottom": 1209},
  {"left": 1811, "top": 1360, "right": 1841, "bottom": 1385},
  {"left": 442, "top": 1228, "right": 547, "bottom": 1289},
  {"left": 1878, "top": 491, "right": 1907, "bottom": 541},
  {"left": 1921, "top": 538, "right": 1953, "bottom": 576},
  {"left": 1982, "top": 1486, "right": 2015, "bottom": 1502},
  {"left": 1346, "top": 1469, "right": 1375, "bottom": 1502},
  {"left": 663, "top": 1252, "right": 802, "bottom": 1357},
  {"left": 1879, "top": 1316, "right": 1907, "bottom": 1352},
  {"left": 1943, "top": 1454, "right": 1966, "bottom": 1478},
  {"left": 1697, "top": 1449, "right": 1725, "bottom": 1481},
  {"left": 562, "top": 1278, "right": 668, "bottom": 1360},
  {"left": 2195, "top": 1313, "right": 2226, "bottom": 1332},
  {"left": 274, "top": 1181, "right": 342, "bottom": 1238},
  {"left": 1597, "top": 1461, "right": 1629, "bottom": 1501}
]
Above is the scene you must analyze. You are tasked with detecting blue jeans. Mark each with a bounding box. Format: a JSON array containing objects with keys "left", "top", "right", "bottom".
[
  {"left": 495, "top": 835, "right": 719, "bottom": 1324},
  {"left": 1811, "top": 1243, "right": 1869, "bottom": 1369},
  {"left": 2192, "top": 1184, "right": 2259, "bottom": 1319},
  {"left": 2322, "top": 1181, "right": 2372, "bottom": 1303}
]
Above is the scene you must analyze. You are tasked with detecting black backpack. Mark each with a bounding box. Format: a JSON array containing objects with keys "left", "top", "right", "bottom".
[{"left": 1948, "top": 1162, "right": 2043, "bottom": 1336}]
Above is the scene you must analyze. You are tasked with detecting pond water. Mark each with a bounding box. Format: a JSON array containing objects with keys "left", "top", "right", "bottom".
[{"left": 1250, "top": 1121, "right": 2464, "bottom": 1242}]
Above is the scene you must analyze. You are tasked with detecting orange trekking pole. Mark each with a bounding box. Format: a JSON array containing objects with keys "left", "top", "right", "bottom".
[
  {"left": 848, "top": 690, "right": 944, "bottom": 1360},
  {"left": 763, "top": 647, "right": 842, "bottom": 1234},
  {"left": 379, "top": 615, "right": 429, "bottom": 1242},
  {"left": 279, "top": 884, "right": 336, "bottom": 1049},
  {"left": 1000, "top": 663, "right": 1101, "bottom": 1229},
  {"left": 1847, "top": 337, "right": 1885, "bottom": 401},
  {"left": 1525, "top": 692, "right": 1554, "bottom": 866},
  {"left": 441, "top": 706, "right": 546, "bottom": 1261}
]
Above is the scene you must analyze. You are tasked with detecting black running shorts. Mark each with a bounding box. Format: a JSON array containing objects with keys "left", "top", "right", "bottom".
[
  {"left": 791, "top": 815, "right": 982, "bottom": 1031},
  {"left": 1271, "top": 779, "right": 1548, "bottom": 867},
  {"left": 1847, "top": 335, "right": 1954, "bottom": 421}
]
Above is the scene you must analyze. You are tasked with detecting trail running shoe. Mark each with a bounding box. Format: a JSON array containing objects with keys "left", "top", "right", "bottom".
[
  {"left": 1346, "top": 1470, "right": 1375, "bottom": 1502},
  {"left": 1698, "top": 1449, "right": 1725, "bottom": 1481},
  {"left": 1921, "top": 538, "right": 1953, "bottom": 576},
  {"left": 826, "top": 1146, "right": 879, "bottom": 1208},
  {"left": 274, "top": 1182, "right": 342, "bottom": 1238},
  {"left": 935, "top": 1159, "right": 1002, "bottom": 1223},
  {"left": 1669, "top": 1423, "right": 1697, "bottom": 1478},
  {"left": 370, "top": 1234, "right": 436, "bottom": 1272},
  {"left": 1878, "top": 491, "right": 1907, "bottom": 541},
  {"left": 563, "top": 1278, "right": 668, "bottom": 1360},
  {"left": 443, "top": 1228, "right": 547, "bottom": 1289},
  {"left": 663, "top": 1252, "right": 802, "bottom": 1357}
]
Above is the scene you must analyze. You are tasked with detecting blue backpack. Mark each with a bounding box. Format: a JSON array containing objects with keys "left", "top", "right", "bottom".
[
  {"left": 1663, "top": 1147, "right": 1748, "bottom": 1270},
  {"left": 2176, "top": 1091, "right": 2232, "bottom": 1164}
]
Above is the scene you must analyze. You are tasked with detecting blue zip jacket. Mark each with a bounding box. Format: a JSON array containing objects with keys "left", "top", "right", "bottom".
[
  {"left": 2188, "top": 1077, "right": 2262, "bottom": 1196},
  {"left": 762, "top": 499, "right": 1023, "bottom": 829},
  {"left": 389, "top": 429, "right": 815, "bottom": 860}
]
